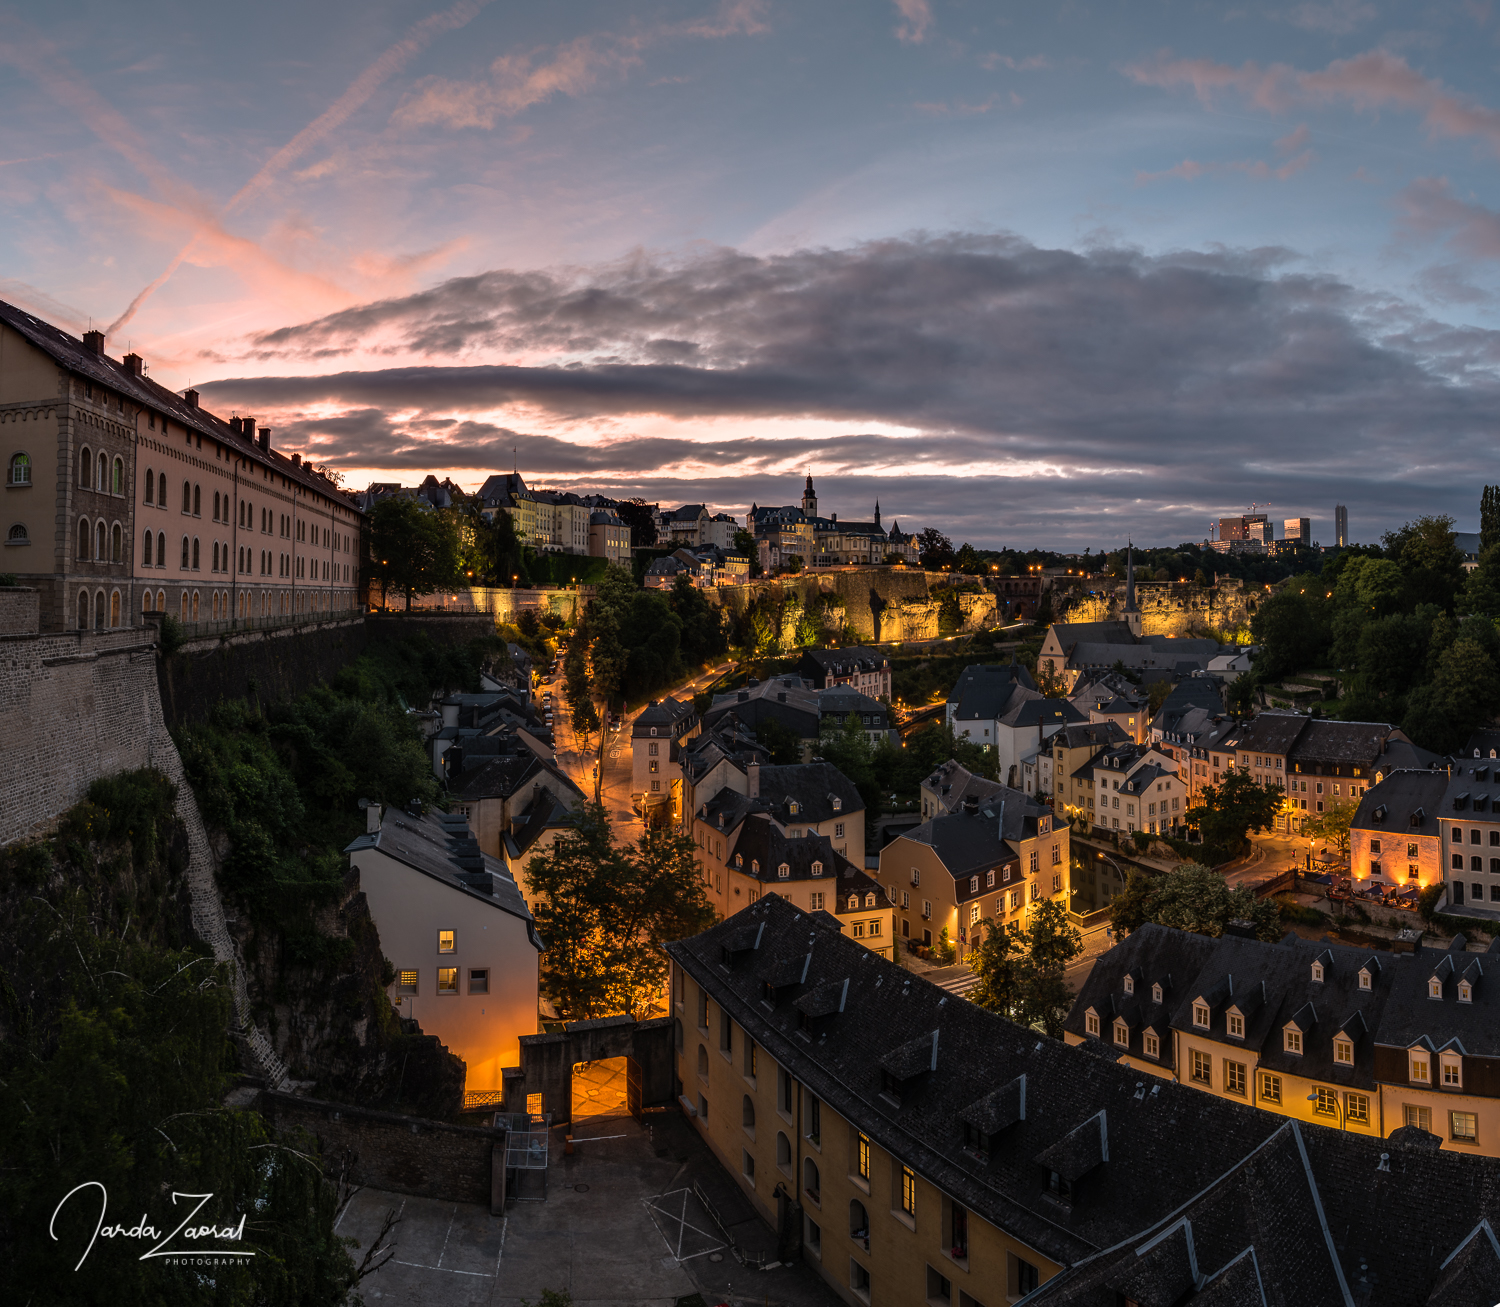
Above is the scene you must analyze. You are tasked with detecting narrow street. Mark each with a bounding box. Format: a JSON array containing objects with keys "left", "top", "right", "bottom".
[{"left": 545, "top": 661, "right": 735, "bottom": 840}]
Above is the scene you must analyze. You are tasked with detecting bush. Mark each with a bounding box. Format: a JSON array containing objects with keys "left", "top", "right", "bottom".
[
  {"left": 1276, "top": 897, "right": 1328, "bottom": 928},
  {"left": 1418, "top": 883, "right": 1447, "bottom": 922},
  {"left": 935, "top": 926, "right": 957, "bottom": 965},
  {"left": 157, "top": 612, "right": 184, "bottom": 655}
]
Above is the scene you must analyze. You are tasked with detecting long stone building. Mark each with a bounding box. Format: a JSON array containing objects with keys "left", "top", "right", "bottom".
[{"left": 0, "top": 299, "right": 362, "bottom": 632}]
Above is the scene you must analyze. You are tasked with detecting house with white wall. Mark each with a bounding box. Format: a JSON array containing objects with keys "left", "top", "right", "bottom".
[{"left": 346, "top": 804, "right": 542, "bottom": 1099}]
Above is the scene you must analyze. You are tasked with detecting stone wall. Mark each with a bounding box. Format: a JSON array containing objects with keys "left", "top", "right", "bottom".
[
  {"left": 504, "top": 1014, "right": 677, "bottom": 1125},
  {"left": 713, "top": 570, "right": 999, "bottom": 647},
  {"left": 0, "top": 586, "right": 40, "bottom": 635},
  {"left": 258, "top": 1089, "right": 503, "bottom": 1208},
  {"left": 1052, "top": 578, "right": 1260, "bottom": 639},
  {"left": 396, "top": 586, "right": 582, "bottom": 625},
  {"left": 0, "top": 624, "right": 157, "bottom": 847}
]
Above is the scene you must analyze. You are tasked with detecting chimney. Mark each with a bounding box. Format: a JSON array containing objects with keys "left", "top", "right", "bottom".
[
  {"left": 748, "top": 758, "right": 760, "bottom": 798},
  {"left": 82, "top": 329, "right": 105, "bottom": 354},
  {"left": 363, "top": 801, "right": 383, "bottom": 834},
  {"left": 258, "top": 427, "right": 270, "bottom": 452},
  {"left": 963, "top": 794, "right": 979, "bottom": 815},
  {"left": 183, "top": 388, "right": 199, "bottom": 408},
  {"left": 122, "top": 353, "right": 143, "bottom": 376},
  {"left": 292, "top": 453, "right": 301, "bottom": 466}
]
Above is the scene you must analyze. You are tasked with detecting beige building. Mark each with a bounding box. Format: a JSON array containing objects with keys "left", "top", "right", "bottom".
[
  {"left": 347, "top": 805, "right": 542, "bottom": 1098},
  {"left": 1, "top": 302, "right": 362, "bottom": 631},
  {"left": 878, "top": 790, "right": 1067, "bottom": 957},
  {"left": 631, "top": 695, "right": 700, "bottom": 816},
  {"left": 588, "top": 509, "right": 631, "bottom": 565}
]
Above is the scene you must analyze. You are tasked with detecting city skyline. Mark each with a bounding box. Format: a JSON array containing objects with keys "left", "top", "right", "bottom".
[{"left": 4, "top": 1, "right": 1500, "bottom": 547}]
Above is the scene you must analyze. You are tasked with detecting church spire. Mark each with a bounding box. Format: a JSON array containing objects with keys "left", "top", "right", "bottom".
[
  {"left": 801, "top": 473, "right": 817, "bottom": 519},
  {"left": 874, "top": 498, "right": 881, "bottom": 529},
  {"left": 1124, "top": 540, "right": 1142, "bottom": 637}
]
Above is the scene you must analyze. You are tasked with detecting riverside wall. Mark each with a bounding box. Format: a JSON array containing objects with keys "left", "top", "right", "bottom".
[{"left": 1052, "top": 578, "right": 1262, "bottom": 639}]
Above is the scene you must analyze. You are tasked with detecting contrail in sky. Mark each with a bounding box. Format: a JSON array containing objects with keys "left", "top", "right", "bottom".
[{"left": 107, "top": 0, "right": 494, "bottom": 336}]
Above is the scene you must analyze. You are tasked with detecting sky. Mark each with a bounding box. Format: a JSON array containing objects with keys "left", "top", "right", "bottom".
[{"left": 4, "top": 0, "right": 1500, "bottom": 550}]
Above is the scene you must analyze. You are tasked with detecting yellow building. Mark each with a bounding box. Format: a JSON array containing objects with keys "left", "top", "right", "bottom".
[
  {"left": 1067, "top": 922, "right": 1500, "bottom": 1157},
  {"left": 877, "top": 792, "right": 1068, "bottom": 959},
  {"left": 663, "top": 896, "right": 1473, "bottom": 1305}
]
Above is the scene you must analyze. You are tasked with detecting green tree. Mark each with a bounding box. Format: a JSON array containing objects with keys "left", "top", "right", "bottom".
[
  {"left": 1462, "top": 545, "right": 1500, "bottom": 618},
  {"left": 524, "top": 804, "right": 714, "bottom": 1019},
  {"left": 970, "top": 900, "right": 1082, "bottom": 1036},
  {"left": 369, "top": 496, "right": 463, "bottom": 610},
  {"left": 1484, "top": 486, "right": 1500, "bottom": 553},
  {"left": 818, "top": 713, "right": 883, "bottom": 829},
  {"left": 1146, "top": 862, "right": 1280, "bottom": 940},
  {"left": 1403, "top": 629, "right": 1500, "bottom": 754},
  {"left": 755, "top": 716, "right": 804, "bottom": 765},
  {"left": 918, "top": 528, "right": 955, "bottom": 569},
  {"left": 1108, "top": 868, "right": 1157, "bottom": 938},
  {"left": 1387, "top": 514, "right": 1464, "bottom": 613},
  {"left": 563, "top": 621, "right": 599, "bottom": 735},
  {"left": 1303, "top": 796, "right": 1360, "bottom": 858},
  {"left": 936, "top": 588, "right": 964, "bottom": 636},
  {"left": 968, "top": 917, "right": 1021, "bottom": 1015},
  {"left": 1184, "top": 770, "right": 1285, "bottom": 859}
]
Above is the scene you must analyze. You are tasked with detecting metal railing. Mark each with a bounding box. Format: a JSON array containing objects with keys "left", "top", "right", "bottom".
[{"left": 147, "top": 607, "right": 365, "bottom": 640}]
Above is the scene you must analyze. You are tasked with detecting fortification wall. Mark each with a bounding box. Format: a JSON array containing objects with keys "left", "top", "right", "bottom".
[
  {"left": 713, "top": 569, "right": 998, "bottom": 646},
  {"left": 1053, "top": 579, "right": 1260, "bottom": 638},
  {"left": 0, "top": 625, "right": 158, "bottom": 847},
  {"left": 400, "top": 585, "right": 582, "bottom": 625}
]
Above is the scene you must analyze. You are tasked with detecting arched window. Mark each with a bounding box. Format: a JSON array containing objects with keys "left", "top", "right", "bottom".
[
  {"left": 142, "top": 589, "right": 153, "bottom": 615},
  {"left": 157, "top": 476, "right": 167, "bottom": 508},
  {"left": 7, "top": 523, "right": 27, "bottom": 542},
  {"left": 212, "top": 591, "right": 220, "bottom": 620},
  {"left": 7, "top": 452, "right": 30, "bottom": 486},
  {"left": 697, "top": 1045, "right": 709, "bottom": 1078},
  {"left": 192, "top": 537, "right": 200, "bottom": 570},
  {"left": 79, "top": 446, "right": 92, "bottom": 488},
  {"left": 777, "top": 1132, "right": 792, "bottom": 1169},
  {"left": 191, "top": 590, "right": 200, "bottom": 621},
  {"left": 742, "top": 1095, "right": 755, "bottom": 1134},
  {"left": 109, "top": 590, "right": 120, "bottom": 627},
  {"left": 95, "top": 520, "right": 106, "bottom": 561},
  {"left": 111, "top": 523, "right": 122, "bottom": 563},
  {"left": 97, "top": 452, "right": 107, "bottom": 491},
  {"left": 182, "top": 480, "right": 191, "bottom": 513},
  {"left": 213, "top": 490, "right": 221, "bottom": 521},
  {"left": 156, "top": 532, "right": 165, "bottom": 567},
  {"left": 778, "top": 863, "right": 790, "bottom": 879},
  {"left": 77, "top": 590, "right": 89, "bottom": 629},
  {"left": 180, "top": 536, "right": 189, "bottom": 569},
  {"left": 803, "top": 1157, "right": 820, "bottom": 1203},
  {"left": 145, "top": 468, "right": 154, "bottom": 503},
  {"left": 849, "top": 1199, "right": 869, "bottom": 1239},
  {"left": 156, "top": 589, "right": 165, "bottom": 612},
  {"left": 180, "top": 592, "right": 189, "bottom": 620},
  {"left": 77, "top": 518, "right": 91, "bottom": 560},
  {"left": 94, "top": 588, "right": 106, "bottom": 630},
  {"left": 112, "top": 458, "right": 123, "bottom": 495},
  {"left": 212, "top": 541, "right": 219, "bottom": 572},
  {"left": 193, "top": 484, "right": 200, "bottom": 516}
]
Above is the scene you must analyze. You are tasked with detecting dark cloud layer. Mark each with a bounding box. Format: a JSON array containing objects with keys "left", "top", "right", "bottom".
[{"left": 200, "top": 234, "right": 1500, "bottom": 546}]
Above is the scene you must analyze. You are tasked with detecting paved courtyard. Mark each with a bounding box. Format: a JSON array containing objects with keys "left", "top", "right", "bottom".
[{"left": 339, "top": 1109, "right": 842, "bottom": 1307}]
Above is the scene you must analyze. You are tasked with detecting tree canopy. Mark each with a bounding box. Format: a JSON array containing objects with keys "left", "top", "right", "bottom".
[
  {"left": 1109, "top": 863, "right": 1282, "bottom": 942},
  {"left": 369, "top": 496, "right": 465, "bottom": 609},
  {"left": 969, "top": 899, "right": 1083, "bottom": 1037},
  {"left": 523, "top": 804, "right": 715, "bottom": 1019},
  {"left": 1184, "top": 768, "right": 1290, "bottom": 861}
]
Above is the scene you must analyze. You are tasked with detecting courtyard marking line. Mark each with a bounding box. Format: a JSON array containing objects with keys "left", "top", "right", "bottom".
[
  {"left": 436, "top": 1205, "right": 456, "bottom": 1269},
  {"left": 495, "top": 1216, "right": 508, "bottom": 1273},
  {"left": 571, "top": 1132, "right": 628, "bottom": 1142},
  {"left": 644, "top": 1188, "right": 728, "bottom": 1263},
  {"left": 390, "top": 1260, "right": 490, "bottom": 1277}
]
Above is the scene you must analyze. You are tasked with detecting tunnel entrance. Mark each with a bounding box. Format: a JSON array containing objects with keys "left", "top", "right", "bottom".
[{"left": 570, "top": 1056, "right": 642, "bottom": 1123}]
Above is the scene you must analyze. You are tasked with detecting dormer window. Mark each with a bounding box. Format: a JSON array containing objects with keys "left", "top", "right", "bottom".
[
  {"left": 1123, "top": 975, "right": 1134, "bottom": 995},
  {"left": 788, "top": 800, "right": 799, "bottom": 816},
  {"left": 734, "top": 854, "right": 743, "bottom": 868},
  {"left": 1143, "top": 1031, "right": 1160, "bottom": 1058},
  {"left": 1113, "top": 1021, "right": 1129, "bottom": 1047},
  {"left": 1311, "top": 961, "right": 1324, "bottom": 983},
  {"left": 847, "top": 894, "right": 858, "bottom": 910},
  {"left": 865, "top": 892, "right": 876, "bottom": 907},
  {"left": 986, "top": 869, "right": 995, "bottom": 888},
  {"left": 1441, "top": 1053, "right": 1462, "bottom": 1088},
  {"left": 1152, "top": 983, "right": 1163, "bottom": 1004},
  {"left": 961, "top": 1121, "right": 990, "bottom": 1160},
  {"left": 1358, "top": 969, "right": 1372, "bottom": 991},
  {"left": 832, "top": 798, "right": 841, "bottom": 811},
  {"left": 1085, "top": 1009, "right": 1100, "bottom": 1037},
  {"left": 1284, "top": 1029, "right": 1303, "bottom": 1055},
  {"left": 970, "top": 875, "right": 979, "bottom": 893},
  {"left": 1428, "top": 977, "right": 1443, "bottom": 1000},
  {"left": 1334, "top": 1039, "right": 1353, "bottom": 1065},
  {"left": 811, "top": 861, "right": 823, "bottom": 877},
  {"left": 751, "top": 860, "right": 759, "bottom": 875},
  {"left": 1227, "top": 1012, "right": 1244, "bottom": 1039},
  {"left": 650, "top": 727, "right": 658, "bottom": 737},
  {"left": 1410, "top": 1051, "right": 1430, "bottom": 1083},
  {"left": 777, "top": 863, "right": 790, "bottom": 880},
  {"left": 1459, "top": 980, "right": 1473, "bottom": 1003},
  {"left": 1193, "top": 1003, "right": 1210, "bottom": 1029}
]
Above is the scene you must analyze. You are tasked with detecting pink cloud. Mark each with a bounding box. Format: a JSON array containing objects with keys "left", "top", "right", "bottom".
[
  {"left": 1125, "top": 48, "right": 1500, "bottom": 155},
  {"left": 1135, "top": 159, "right": 1210, "bottom": 184},
  {"left": 892, "top": 0, "right": 933, "bottom": 44},
  {"left": 1275, "top": 124, "right": 1311, "bottom": 154},
  {"left": 1395, "top": 176, "right": 1500, "bottom": 259},
  {"left": 1135, "top": 137, "right": 1314, "bottom": 185}
]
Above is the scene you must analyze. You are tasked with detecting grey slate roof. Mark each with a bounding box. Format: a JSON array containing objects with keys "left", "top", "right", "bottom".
[
  {"left": 632, "top": 696, "right": 696, "bottom": 738},
  {"left": 346, "top": 808, "right": 541, "bottom": 947},
  {"left": 1378, "top": 935, "right": 1500, "bottom": 1059},
  {"left": 670, "top": 897, "right": 1500, "bottom": 1303},
  {"left": 948, "top": 662, "right": 1041, "bottom": 723},
  {"left": 898, "top": 797, "right": 1047, "bottom": 881},
  {"left": 1352, "top": 769, "right": 1448, "bottom": 844}
]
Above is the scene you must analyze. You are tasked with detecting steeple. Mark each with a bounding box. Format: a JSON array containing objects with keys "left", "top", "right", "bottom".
[
  {"left": 874, "top": 498, "right": 881, "bottom": 529},
  {"left": 1124, "top": 540, "right": 1142, "bottom": 638},
  {"left": 801, "top": 474, "right": 817, "bottom": 519}
]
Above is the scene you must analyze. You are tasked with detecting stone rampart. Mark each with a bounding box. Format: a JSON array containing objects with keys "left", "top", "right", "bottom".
[
  {"left": 0, "top": 586, "right": 40, "bottom": 635},
  {"left": 1053, "top": 579, "right": 1260, "bottom": 639},
  {"left": 398, "top": 585, "right": 582, "bottom": 626},
  {"left": 0, "top": 625, "right": 157, "bottom": 847}
]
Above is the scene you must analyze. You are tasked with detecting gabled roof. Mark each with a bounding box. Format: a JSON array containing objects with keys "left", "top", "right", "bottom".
[{"left": 1351, "top": 770, "right": 1448, "bottom": 841}]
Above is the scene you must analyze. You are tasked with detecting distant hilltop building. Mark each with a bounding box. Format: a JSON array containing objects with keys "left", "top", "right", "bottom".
[
  {"left": 747, "top": 474, "right": 919, "bottom": 569},
  {"left": 1336, "top": 504, "right": 1348, "bottom": 548},
  {"left": 474, "top": 471, "right": 629, "bottom": 564}
]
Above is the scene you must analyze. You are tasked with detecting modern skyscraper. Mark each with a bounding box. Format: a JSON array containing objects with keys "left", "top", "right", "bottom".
[
  {"left": 1335, "top": 505, "right": 1348, "bottom": 548},
  {"left": 1284, "top": 518, "right": 1310, "bottom": 547}
]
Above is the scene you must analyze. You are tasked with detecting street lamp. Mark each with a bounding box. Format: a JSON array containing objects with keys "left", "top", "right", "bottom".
[{"left": 1306, "top": 1091, "right": 1346, "bottom": 1132}]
